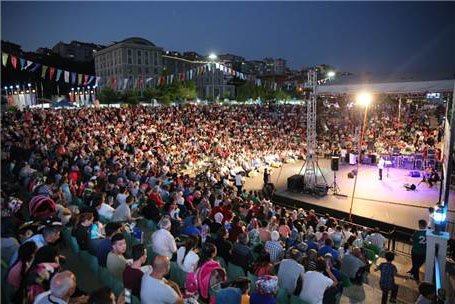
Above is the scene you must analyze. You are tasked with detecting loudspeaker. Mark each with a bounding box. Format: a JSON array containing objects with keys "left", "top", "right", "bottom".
[
  {"left": 331, "top": 156, "right": 340, "bottom": 171},
  {"left": 410, "top": 171, "right": 420, "bottom": 178},
  {"left": 287, "top": 175, "right": 304, "bottom": 191},
  {"left": 348, "top": 172, "right": 354, "bottom": 179}
]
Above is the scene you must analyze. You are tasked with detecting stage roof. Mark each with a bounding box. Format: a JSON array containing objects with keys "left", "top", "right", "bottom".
[{"left": 318, "top": 79, "right": 454, "bottom": 94}]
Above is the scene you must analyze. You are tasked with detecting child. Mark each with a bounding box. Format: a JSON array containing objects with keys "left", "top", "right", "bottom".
[
  {"left": 375, "top": 251, "right": 398, "bottom": 304},
  {"left": 415, "top": 282, "right": 435, "bottom": 304}
]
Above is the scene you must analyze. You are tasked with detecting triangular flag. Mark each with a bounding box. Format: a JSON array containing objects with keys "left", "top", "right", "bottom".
[
  {"left": 41, "top": 65, "right": 48, "bottom": 78},
  {"left": 64, "top": 71, "right": 70, "bottom": 83},
  {"left": 84, "top": 75, "right": 89, "bottom": 86},
  {"left": 71, "top": 72, "right": 76, "bottom": 84},
  {"left": 146, "top": 77, "right": 153, "bottom": 83},
  {"left": 56, "top": 69, "right": 62, "bottom": 82},
  {"left": 78, "top": 74, "right": 83, "bottom": 85},
  {"left": 88, "top": 76, "right": 94, "bottom": 85},
  {"left": 10, "top": 56, "right": 17, "bottom": 69},
  {"left": 49, "top": 67, "right": 55, "bottom": 80},
  {"left": 123, "top": 78, "right": 129, "bottom": 90},
  {"left": 30, "top": 63, "right": 41, "bottom": 72},
  {"left": 2, "top": 53, "right": 8, "bottom": 66},
  {"left": 95, "top": 76, "right": 101, "bottom": 87},
  {"left": 19, "top": 58, "right": 26, "bottom": 70},
  {"left": 24, "top": 60, "right": 33, "bottom": 70}
]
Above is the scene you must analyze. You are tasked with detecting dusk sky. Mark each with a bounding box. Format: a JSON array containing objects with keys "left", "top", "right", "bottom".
[{"left": 2, "top": 1, "right": 455, "bottom": 81}]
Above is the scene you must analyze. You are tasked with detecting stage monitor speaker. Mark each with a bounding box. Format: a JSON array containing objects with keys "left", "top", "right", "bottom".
[
  {"left": 287, "top": 175, "right": 304, "bottom": 191},
  {"left": 331, "top": 156, "right": 340, "bottom": 171}
]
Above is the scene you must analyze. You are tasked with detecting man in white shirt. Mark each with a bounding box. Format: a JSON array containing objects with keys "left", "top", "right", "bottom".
[
  {"left": 278, "top": 249, "right": 305, "bottom": 294},
  {"left": 96, "top": 197, "right": 115, "bottom": 220},
  {"left": 141, "top": 256, "right": 183, "bottom": 304},
  {"left": 34, "top": 271, "right": 79, "bottom": 304},
  {"left": 377, "top": 156, "right": 385, "bottom": 180},
  {"left": 299, "top": 258, "right": 337, "bottom": 304},
  {"left": 151, "top": 217, "right": 177, "bottom": 259},
  {"left": 235, "top": 172, "right": 244, "bottom": 193},
  {"left": 365, "top": 227, "right": 387, "bottom": 250}
]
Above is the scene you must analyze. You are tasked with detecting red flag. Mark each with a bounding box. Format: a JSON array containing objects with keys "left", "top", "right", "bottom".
[
  {"left": 84, "top": 75, "right": 89, "bottom": 85},
  {"left": 49, "top": 67, "right": 55, "bottom": 80},
  {"left": 10, "top": 56, "right": 17, "bottom": 69},
  {"left": 112, "top": 77, "right": 117, "bottom": 90}
]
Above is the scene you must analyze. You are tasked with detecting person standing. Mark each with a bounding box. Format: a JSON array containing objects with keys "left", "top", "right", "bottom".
[
  {"left": 263, "top": 168, "right": 270, "bottom": 186},
  {"left": 409, "top": 220, "right": 427, "bottom": 282},
  {"left": 377, "top": 156, "right": 385, "bottom": 180},
  {"left": 235, "top": 172, "right": 244, "bottom": 194}
]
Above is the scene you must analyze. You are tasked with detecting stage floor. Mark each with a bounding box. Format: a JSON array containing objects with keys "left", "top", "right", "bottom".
[{"left": 244, "top": 159, "right": 455, "bottom": 230}]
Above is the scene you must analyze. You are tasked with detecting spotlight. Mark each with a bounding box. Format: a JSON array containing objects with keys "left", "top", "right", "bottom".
[{"left": 356, "top": 92, "right": 372, "bottom": 107}]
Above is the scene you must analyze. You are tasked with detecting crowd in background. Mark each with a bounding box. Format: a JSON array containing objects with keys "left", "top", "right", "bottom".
[{"left": 0, "top": 101, "right": 443, "bottom": 304}]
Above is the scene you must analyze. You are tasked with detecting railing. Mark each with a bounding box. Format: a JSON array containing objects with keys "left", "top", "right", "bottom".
[{"left": 273, "top": 199, "right": 414, "bottom": 255}]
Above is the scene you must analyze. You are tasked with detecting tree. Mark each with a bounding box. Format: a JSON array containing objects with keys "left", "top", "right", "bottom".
[
  {"left": 122, "top": 89, "right": 140, "bottom": 105},
  {"left": 98, "top": 87, "right": 119, "bottom": 104},
  {"left": 274, "top": 90, "right": 291, "bottom": 101},
  {"left": 143, "top": 87, "right": 160, "bottom": 102}
]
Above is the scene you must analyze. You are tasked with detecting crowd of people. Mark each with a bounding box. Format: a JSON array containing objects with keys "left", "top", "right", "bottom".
[{"left": 0, "top": 102, "right": 443, "bottom": 304}]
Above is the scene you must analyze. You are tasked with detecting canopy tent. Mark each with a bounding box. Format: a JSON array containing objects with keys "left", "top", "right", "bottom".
[{"left": 318, "top": 79, "right": 454, "bottom": 94}]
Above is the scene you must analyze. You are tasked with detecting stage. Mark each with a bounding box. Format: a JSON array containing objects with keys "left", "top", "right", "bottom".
[{"left": 244, "top": 159, "right": 455, "bottom": 232}]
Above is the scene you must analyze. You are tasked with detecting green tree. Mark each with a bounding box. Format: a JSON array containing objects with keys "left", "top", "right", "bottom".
[
  {"left": 122, "top": 89, "right": 140, "bottom": 105},
  {"left": 98, "top": 87, "right": 119, "bottom": 104},
  {"left": 274, "top": 90, "right": 291, "bottom": 101},
  {"left": 143, "top": 87, "right": 160, "bottom": 102}
]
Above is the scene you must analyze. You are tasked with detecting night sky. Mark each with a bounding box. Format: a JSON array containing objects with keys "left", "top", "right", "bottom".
[{"left": 2, "top": 1, "right": 455, "bottom": 81}]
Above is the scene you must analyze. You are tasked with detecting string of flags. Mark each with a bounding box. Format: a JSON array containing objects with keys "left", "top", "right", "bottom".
[
  {"left": 2, "top": 52, "right": 282, "bottom": 92},
  {"left": 2, "top": 52, "right": 100, "bottom": 87}
]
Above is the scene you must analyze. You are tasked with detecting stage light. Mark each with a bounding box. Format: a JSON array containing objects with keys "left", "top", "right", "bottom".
[
  {"left": 15, "top": 85, "right": 20, "bottom": 89},
  {"left": 26, "top": 90, "right": 30, "bottom": 93},
  {"left": 20, "top": 91, "right": 24, "bottom": 94},
  {"left": 4, "top": 86, "right": 7, "bottom": 90},
  {"left": 327, "top": 71, "right": 335, "bottom": 78},
  {"left": 9, "top": 86, "right": 13, "bottom": 89},
  {"left": 433, "top": 206, "right": 447, "bottom": 235},
  {"left": 208, "top": 53, "right": 217, "bottom": 61},
  {"left": 28, "top": 83, "right": 31, "bottom": 87},
  {"left": 32, "top": 89, "right": 36, "bottom": 93},
  {"left": 90, "top": 91, "right": 94, "bottom": 94},
  {"left": 356, "top": 92, "right": 372, "bottom": 107}
]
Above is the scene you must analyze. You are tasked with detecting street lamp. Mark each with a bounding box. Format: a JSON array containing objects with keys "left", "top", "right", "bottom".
[
  {"left": 348, "top": 91, "right": 373, "bottom": 221},
  {"left": 208, "top": 53, "right": 217, "bottom": 101},
  {"left": 327, "top": 71, "right": 336, "bottom": 78}
]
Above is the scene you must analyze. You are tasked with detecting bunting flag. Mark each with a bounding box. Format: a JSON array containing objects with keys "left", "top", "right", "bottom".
[
  {"left": 145, "top": 77, "right": 153, "bottom": 83},
  {"left": 2, "top": 53, "right": 8, "bottom": 66},
  {"left": 49, "top": 67, "right": 55, "bottom": 80},
  {"left": 170, "top": 75, "right": 174, "bottom": 84},
  {"left": 41, "top": 65, "right": 48, "bottom": 79},
  {"left": 78, "top": 74, "right": 83, "bottom": 85},
  {"left": 71, "top": 72, "right": 76, "bottom": 84},
  {"left": 111, "top": 77, "right": 117, "bottom": 90},
  {"left": 19, "top": 58, "right": 26, "bottom": 70},
  {"left": 64, "top": 71, "right": 70, "bottom": 83},
  {"left": 24, "top": 60, "right": 33, "bottom": 70},
  {"left": 94, "top": 76, "right": 100, "bottom": 87},
  {"left": 30, "top": 63, "right": 41, "bottom": 72},
  {"left": 56, "top": 69, "right": 62, "bottom": 82},
  {"left": 88, "top": 75, "right": 94, "bottom": 85},
  {"left": 84, "top": 75, "right": 89, "bottom": 86},
  {"left": 10, "top": 56, "right": 18, "bottom": 69},
  {"left": 123, "top": 78, "right": 129, "bottom": 90}
]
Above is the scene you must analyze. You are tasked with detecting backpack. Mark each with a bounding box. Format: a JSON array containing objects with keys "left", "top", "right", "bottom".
[{"left": 186, "top": 260, "right": 226, "bottom": 300}]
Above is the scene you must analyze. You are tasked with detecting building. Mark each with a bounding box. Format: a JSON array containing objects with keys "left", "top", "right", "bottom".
[
  {"left": 94, "top": 37, "right": 163, "bottom": 90},
  {"left": 182, "top": 51, "right": 204, "bottom": 61},
  {"left": 218, "top": 53, "right": 245, "bottom": 71},
  {"left": 263, "top": 58, "right": 287, "bottom": 75},
  {"left": 163, "top": 53, "right": 235, "bottom": 99},
  {"left": 242, "top": 60, "right": 266, "bottom": 75},
  {"left": 52, "top": 40, "right": 104, "bottom": 62},
  {"left": 1, "top": 40, "right": 22, "bottom": 55}
]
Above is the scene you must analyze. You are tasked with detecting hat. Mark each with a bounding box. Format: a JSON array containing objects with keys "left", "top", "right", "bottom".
[{"left": 271, "top": 231, "right": 280, "bottom": 241}]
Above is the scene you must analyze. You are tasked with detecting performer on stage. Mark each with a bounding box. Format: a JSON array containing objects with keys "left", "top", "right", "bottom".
[{"left": 377, "top": 156, "right": 385, "bottom": 180}]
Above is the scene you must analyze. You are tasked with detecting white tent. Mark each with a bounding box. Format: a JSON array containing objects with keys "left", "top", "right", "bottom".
[{"left": 318, "top": 79, "right": 454, "bottom": 94}]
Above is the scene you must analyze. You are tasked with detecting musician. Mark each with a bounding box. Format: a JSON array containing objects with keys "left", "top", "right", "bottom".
[
  {"left": 423, "top": 167, "right": 440, "bottom": 188},
  {"left": 377, "top": 156, "right": 385, "bottom": 180}
]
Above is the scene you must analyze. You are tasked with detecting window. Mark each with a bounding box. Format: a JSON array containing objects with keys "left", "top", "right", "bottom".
[
  {"left": 137, "top": 50, "right": 142, "bottom": 65},
  {"left": 127, "top": 49, "right": 132, "bottom": 64},
  {"left": 154, "top": 53, "right": 158, "bottom": 65},
  {"left": 145, "top": 52, "right": 149, "bottom": 65},
  {"left": 145, "top": 67, "right": 149, "bottom": 74}
]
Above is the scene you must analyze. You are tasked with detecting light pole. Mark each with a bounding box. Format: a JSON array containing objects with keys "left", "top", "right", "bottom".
[
  {"left": 208, "top": 53, "right": 217, "bottom": 101},
  {"left": 349, "top": 92, "right": 373, "bottom": 221}
]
